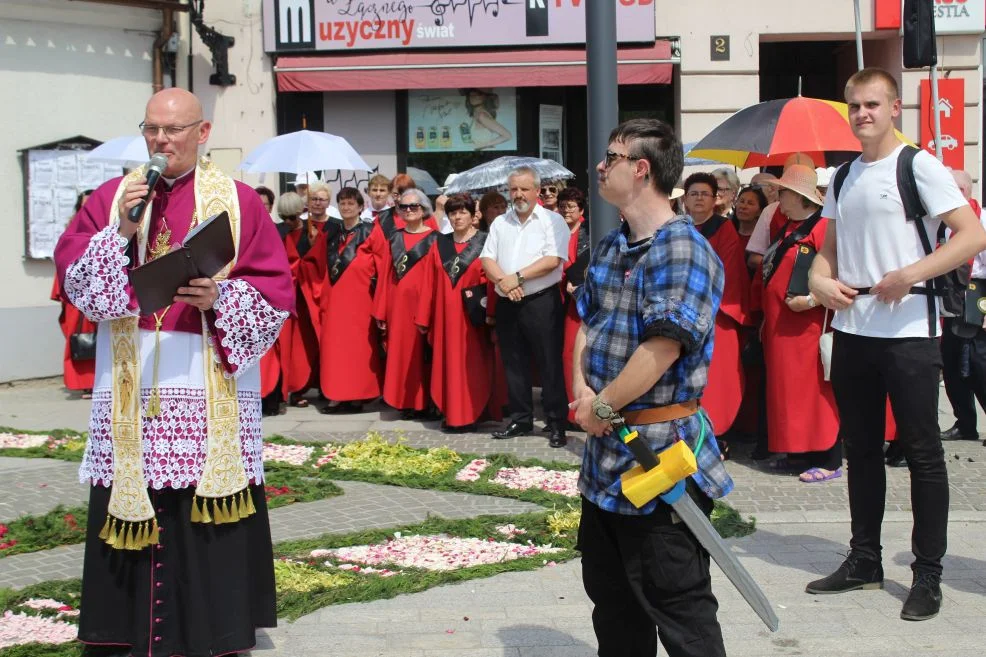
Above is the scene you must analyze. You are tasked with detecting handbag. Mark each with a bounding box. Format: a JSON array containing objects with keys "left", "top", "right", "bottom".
[
  {"left": 69, "top": 312, "right": 96, "bottom": 361},
  {"left": 461, "top": 284, "right": 488, "bottom": 328},
  {"left": 819, "top": 308, "right": 833, "bottom": 382}
]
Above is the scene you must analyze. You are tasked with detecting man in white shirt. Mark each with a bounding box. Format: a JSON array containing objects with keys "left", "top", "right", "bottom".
[
  {"left": 939, "top": 169, "right": 986, "bottom": 444},
  {"left": 807, "top": 67, "right": 986, "bottom": 621},
  {"left": 481, "top": 166, "right": 571, "bottom": 447}
]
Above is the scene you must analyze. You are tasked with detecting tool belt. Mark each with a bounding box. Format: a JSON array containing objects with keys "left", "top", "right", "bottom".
[{"left": 622, "top": 399, "right": 700, "bottom": 425}]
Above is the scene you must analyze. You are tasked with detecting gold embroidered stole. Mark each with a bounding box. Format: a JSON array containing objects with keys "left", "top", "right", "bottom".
[{"left": 100, "top": 157, "right": 252, "bottom": 551}]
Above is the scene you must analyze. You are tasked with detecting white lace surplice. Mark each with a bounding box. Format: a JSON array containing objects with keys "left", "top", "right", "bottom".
[{"left": 65, "top": 227, "right": 288, "bottom": 489}]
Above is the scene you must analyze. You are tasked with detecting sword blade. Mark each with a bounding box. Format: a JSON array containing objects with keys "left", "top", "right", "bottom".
[{"left": 670, "top": 495, "right": 780, "bottom": 632}]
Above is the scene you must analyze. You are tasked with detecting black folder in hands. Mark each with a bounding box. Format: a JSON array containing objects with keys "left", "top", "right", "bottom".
[
  {"left": 964, "top": 279, "right": 986, "bottom": 327},
  {"left": 786, "top": 244, "right": 817, "bottom": 298},
  {"left": 129, "top": 211, "right": 234, "bottom": 315}
]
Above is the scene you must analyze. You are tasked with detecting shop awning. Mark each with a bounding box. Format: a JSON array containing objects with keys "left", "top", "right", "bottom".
[{"left": 274, "top": 41, "right": 675, "bottom": 93}]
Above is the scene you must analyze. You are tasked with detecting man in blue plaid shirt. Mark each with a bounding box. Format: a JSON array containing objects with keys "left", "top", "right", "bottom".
[{"left": 571, "top": 118, "right": 731, "bottom": 657}]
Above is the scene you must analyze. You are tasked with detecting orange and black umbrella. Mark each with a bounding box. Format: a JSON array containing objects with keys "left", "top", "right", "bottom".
[{"left": 686, "top": 96, "right": 911, "bottom": 168}]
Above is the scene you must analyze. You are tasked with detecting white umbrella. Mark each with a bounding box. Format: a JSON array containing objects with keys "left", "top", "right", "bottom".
[
  {"left": 239, "top": 129, "right": 371, "bottom": 173},
  {"left": 406, "top": 166, "right": 440, "bottom": 196},
  {"left": 85, "top": 135, "right": 149, "bottom": 165},
  {"left": 444, "top": 156, "right": 574, "bottom": 194}
]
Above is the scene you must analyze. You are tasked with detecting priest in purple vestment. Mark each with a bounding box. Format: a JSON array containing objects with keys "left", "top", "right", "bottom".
[{"left": 54, "top": 88, "right": 293, "bottom": 657}]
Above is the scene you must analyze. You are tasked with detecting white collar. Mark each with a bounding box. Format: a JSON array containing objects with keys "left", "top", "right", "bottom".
[{"left": 162, "top": 166, "right": 195, "bottom": 187}]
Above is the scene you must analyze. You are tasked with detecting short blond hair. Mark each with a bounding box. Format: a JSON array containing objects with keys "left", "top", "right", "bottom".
[
  {"left": 308, "top": 181, "right": 331, "bottom": 198},
  {"left": 845, "top": 67, "right": 899, "bottom": 102}
]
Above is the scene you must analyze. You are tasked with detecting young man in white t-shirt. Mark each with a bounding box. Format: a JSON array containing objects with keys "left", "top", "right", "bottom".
[{"left": 807, "top": 68, "right": 986, "bottom": 621}]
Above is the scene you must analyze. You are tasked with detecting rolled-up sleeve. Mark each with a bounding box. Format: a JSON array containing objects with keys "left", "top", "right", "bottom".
[
  {"left": 639, "top": 234, "right": 721, "bottom": 354},
  {"left": 542, "top": 212, "right": 570, "bottom": 261},
  {"left": 480, "top": 221, "right": 499, "bottom": 260}
]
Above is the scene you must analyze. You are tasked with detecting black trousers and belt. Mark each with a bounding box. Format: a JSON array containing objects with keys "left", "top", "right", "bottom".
[
  {"left": 577, "top": 484, "right": 726, "bottom": 657},
  {"left": 494, "top": 286, "right": 569, "bottom": 427},
  {"left": 830, "top": 330, "right": 948, "bottom": 576},
  {"left": 941, "top": 317, "right": 986, "bottom": 435}
]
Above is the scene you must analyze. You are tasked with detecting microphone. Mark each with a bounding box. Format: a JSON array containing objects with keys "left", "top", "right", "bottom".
[{"left": 127, "top": 153, "right": 170, "bottom": 223}]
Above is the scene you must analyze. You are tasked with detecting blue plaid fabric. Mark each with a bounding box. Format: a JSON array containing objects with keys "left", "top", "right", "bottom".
[{"left": 576, "top": 217, "right": 734, "bottom": 515}]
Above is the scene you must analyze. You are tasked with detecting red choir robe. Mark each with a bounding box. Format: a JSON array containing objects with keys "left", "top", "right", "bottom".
[
  {"left": 275, "top": 222, "right": 326, "bottom": 395},
  {"left": 318, "top": 222, "right": 385, "bottom": 401},
  {"left": 416, "top": 232, "right": 494, "bottom": 427},
  {"left": 759, "top": 213, "right": 840, "bottom": 454},
  {"left": 50, "top": 276, "right": 97, "bottom": 391},
  {"left": 372, "top": 227, "right": 438, "bottom": 411},
  {"left": 561, "top": 219, "right": 590, "bottom": 422},
  {"left": 697, "top": 215, "right": 750, "bottom": 435}
]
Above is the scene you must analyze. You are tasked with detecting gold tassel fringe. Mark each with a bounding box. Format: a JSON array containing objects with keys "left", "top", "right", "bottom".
[
  {"left": 98, "top": 516, "right": 159, "bottom": 551},
  {"left": 189, "top": 488, "right": 256, "bottom": 526}
]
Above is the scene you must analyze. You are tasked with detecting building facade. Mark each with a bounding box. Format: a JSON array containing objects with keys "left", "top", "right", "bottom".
[{"left": 1, "top": 0, "right": 983, "bottom": 381}]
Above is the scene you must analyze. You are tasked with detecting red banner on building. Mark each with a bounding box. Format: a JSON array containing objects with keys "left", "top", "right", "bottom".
[{"left": 920, "top": 78, "right": 964, "bottom": 169}]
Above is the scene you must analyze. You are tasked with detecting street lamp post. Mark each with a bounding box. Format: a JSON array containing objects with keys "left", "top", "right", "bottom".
[{"left": 585, "top": 2, "right": 620, "bottom": 245}]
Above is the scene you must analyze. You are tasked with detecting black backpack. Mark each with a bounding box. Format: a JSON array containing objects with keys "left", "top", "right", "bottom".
[{"left": 832, "top": 146, "right": 970, "bottom": 337}]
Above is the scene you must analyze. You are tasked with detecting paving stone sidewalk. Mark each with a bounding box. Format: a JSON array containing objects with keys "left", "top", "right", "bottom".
[
  {"left": 254, "top": 520, "right": 986, "bottom": 657},
  {"left": 0, "top": 479, "right": 541, "bottom": 589}
]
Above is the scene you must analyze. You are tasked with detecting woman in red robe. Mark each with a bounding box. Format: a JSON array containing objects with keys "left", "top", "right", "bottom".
[
  {"left": 760, "top": 167, "right": 841, "bottom": 482},
  {"left": 683, "top": 173, "right": 750, "bottom": 437},
  {"left": 51, "top": 191, "right": 96, "bottom": 396},
  {"left": 318, "top": 188, "right": 385, "bottom": 413},
  {"left": 557, "top": 187, "right": 590, "bottom": 427},
  {"left": 372, "top": 189, "right": 438, "bottom": 418},
  {"left": 416, "top": 194, "right": 493, "bottom": 432}
]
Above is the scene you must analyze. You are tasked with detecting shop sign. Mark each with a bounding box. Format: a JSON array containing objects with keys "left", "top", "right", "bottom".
[
  {"left": 920, "top": 78, "right": 964, "bottom": 169},
  {"left": 408, "top": 88, "right": 518, "bottom": 153},
  {"left": 874, "top": 0, "right": 986, "bottom": 35},
  {"left": 263, "top": 0, "right": 657, "bottom": 53}
]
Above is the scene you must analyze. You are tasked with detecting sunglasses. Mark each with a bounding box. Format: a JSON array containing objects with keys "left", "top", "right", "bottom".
[
  {"left": 398, "top": 203, "right": 422, "bottom": 211},
  {"left": 540, "top": 186, "right": 558, "bottom": 195},
  {"left": 603, "top": 149, "right": 639, "bottom": 168}
]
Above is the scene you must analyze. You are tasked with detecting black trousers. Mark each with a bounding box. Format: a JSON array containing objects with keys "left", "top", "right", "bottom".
[
  {"left": 941, "top": 318, "right": 986, "bottom": 435},
  {"left": 495, "top": 287, "right": 569, "bottom": 427},
  {"left": 830, "top": 330, "right": 948, "bottom": 576},
  {"left": 578, "top": 491, "right": 726, "bottom": 657}
]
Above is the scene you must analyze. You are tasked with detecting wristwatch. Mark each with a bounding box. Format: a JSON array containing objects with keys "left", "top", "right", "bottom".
[
  {"left": 516, "top": 271, "right": 526, "bottom": 286},
  {"left": 805, "top": 294, "right": 817, "bottom": 309},
  {"left": 591, "top": 396, "right": 616, "bottom": 421}
]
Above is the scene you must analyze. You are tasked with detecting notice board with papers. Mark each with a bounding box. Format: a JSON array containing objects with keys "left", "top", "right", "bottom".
[{"left": 19, "top": 136, "right": 122, "bottom": 260}]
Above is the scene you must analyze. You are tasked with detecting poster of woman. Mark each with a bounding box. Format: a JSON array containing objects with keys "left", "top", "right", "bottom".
[{"left": 408, "top": 88, "right": 517, "bottom": 153}]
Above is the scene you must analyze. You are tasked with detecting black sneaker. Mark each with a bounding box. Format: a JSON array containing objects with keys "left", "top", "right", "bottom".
[
  {"left": 900, "top": 572, "right": 942, "bottom": 621},
  {"left": 805, "top": 553, "right": 884, "bottom": 594}
]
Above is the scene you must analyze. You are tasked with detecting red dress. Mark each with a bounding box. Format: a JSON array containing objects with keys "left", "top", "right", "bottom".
[
  {"left": 561, "top": 219, "right": 590, "bottom": 422},
  {"left": 416, "top": 232, "right": 494, "bottom": 427},
  {"left": 372, "top": 227, "right": 438, "bottom": 411},
  {"left": 318, "top": 223, "right": 385, "bottom": 402},
  {"left": 50, "top": 277, "right": 96, "bottom": 391},
  {"left": 760, "top": 215, "right": 840, "bottom": 454},
  {"left": 697, "top": 216, "right": 750, "bottom": 435}
]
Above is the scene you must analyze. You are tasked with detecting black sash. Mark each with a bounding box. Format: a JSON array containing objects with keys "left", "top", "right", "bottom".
[
  {"left": 566, "top": 226, "right": 592, "bottom": 288},
  {"left": 696, "top": 214, "right": 728, "bottom": 240},
  {"left": 761, "top": 211, "right": 822, "bottom": 286},
  {"left": 436, "top": 232, "right": 487, "bottom": 288},
  {"left": 296, "top": 220, "right": 313, "bottom": 258},
  {"left": 390, "top": 229, "right": 437, "bottom": 281},
  {"left": 327, "top": 223, "right": 373, "bottom": 285},
  {"left": 377, "top": 207, "right": 398, "bottom": 239}
]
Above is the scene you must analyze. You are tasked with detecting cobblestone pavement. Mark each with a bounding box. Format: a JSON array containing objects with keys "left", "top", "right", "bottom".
[
  {"left": 0, "top": 456, "right": 86, "bottom": 523},
  {"left": 255, "top": 520, "right": 986, "bottom": 657}
]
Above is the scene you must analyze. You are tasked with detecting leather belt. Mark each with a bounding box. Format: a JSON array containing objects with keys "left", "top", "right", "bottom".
[{"left": 622, "top": 399, "right": 700, "bottom": 425}]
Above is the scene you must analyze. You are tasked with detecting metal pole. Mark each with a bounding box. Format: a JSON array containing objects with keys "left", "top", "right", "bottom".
[
  {"left": 853, "top": 0, "right": 865, "bottom": 70},
  {"left": 931, "top": 65, "right": 944, "bottom": 161},
  {"left": 585, "top": 1, "right": 620, "bottom": 245}
]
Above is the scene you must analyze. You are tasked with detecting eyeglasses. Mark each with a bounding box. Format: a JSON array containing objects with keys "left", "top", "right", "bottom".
[
  {"left": 603, "top": 150, "right": 639, "bottom": 168},
  {"left": 398, "top": 203, "right": 422, "bottom": 211},
  {"left": 540, "top": 186, "right": 558, "bottom": 195},
  {"left": 138, "top": 120, "right": 203, "bottom": 140},
  {"left": 716, "top": 187, "right": 733, "bottom": 196},
  {"left": 310, "top": 197, "right": 329, "bottom": 203},
  {"left": 686, "top": 191, "right": 715, "bottom": 199}
]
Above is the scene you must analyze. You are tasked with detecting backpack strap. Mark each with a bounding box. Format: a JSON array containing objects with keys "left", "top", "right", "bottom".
[
  {"left": 897, "top": 145, "right": 938, "bottom": 337},
  {"left": 832, "top": 161, "right": 852, "bottom": 201}
]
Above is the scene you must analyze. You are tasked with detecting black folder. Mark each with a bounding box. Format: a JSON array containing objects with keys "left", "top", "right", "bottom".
[
  {"left": 964, "top": 279, "right": 986, "bottom": 327},
  {"left": 786, "top": 244, "right": 816, "bottom": 298},
  {"left": 129, "top": 211, "right": 234, "bottom": 315}
]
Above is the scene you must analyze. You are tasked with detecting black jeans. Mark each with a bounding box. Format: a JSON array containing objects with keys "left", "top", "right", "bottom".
[
  {"left": 495, "top": 288, "right": 568, "bottom": 427},
  {"left": 577, "top": 492, "right": 725, "bottom": 657},
  {"left": 941, "top": 318, "right": 986, "bottom": 435},
  {"left": 830, "top": 330, "right": 947, "bottom": 576}
]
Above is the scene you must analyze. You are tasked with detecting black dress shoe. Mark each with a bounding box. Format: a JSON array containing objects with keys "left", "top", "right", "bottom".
[
  {"left": 805, "top": 552, "right": 883, "bottom": 594},
  {"left": 491, "top": 422, "right": 533, "bottom": 439},
  {"left": 900, "top": 572, "right": 942, "bottom": 621},
  {"left": 941, "top": 425, "right": 978, "bottom": 441},
  {"left": 884, "top": 442, "right": 907, "bottom": 467},
  {"left": 549, "top": 429, "right": 567, "bottom": 448}
]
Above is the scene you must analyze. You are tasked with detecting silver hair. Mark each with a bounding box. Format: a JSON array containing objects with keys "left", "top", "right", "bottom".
[
  {"left": 307, "top": 181, "right": 332, "bottom": 197},
  {"left": 400, "top": 188, "right": 434, "bottom": 216},
  {"left": 276, "top": 191, "right": 305, "bottom": 219},
  {"left": 712, "top": 167, "right": 740, "bottom": 193},
  {"left": 507, "top": 165, "right": 541, "bottom": 189}
]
